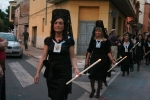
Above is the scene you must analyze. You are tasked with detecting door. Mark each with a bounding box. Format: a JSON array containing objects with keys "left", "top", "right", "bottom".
[
  {"left": 77, "top": 21, "right": 95, "bottom": 55},
  {"left": 32, "top": 26, "right": 37, "bottom": 47}
]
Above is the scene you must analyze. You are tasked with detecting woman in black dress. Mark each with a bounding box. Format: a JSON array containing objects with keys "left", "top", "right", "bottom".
[
  {"left": 85, "top": 27, "right": 115, "bottom": 98},
  {"left": 120, "top": 32, "right": 133, "bottom": 76},
  {"left": 34, "top": 9, "right": 80, "bottom": 100},
  {"left": 134, "top": 34, "right": 145, "bottom": 71},
  {"left": 144, "top": 34, "right": 150, "bottom": 65}
]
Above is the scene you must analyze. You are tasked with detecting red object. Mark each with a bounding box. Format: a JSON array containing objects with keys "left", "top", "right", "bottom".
[{"left": 0, "top": 39, "right": 6, "bottom": 61}]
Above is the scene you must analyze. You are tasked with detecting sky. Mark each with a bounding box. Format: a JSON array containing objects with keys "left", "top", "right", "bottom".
[{"left": 0, "top": 0, "right": 12, "bottom": 12}]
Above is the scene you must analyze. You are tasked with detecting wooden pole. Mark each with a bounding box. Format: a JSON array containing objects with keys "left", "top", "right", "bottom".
[{"left": 66, "top": 59, "right": 101, "bottom": 85}]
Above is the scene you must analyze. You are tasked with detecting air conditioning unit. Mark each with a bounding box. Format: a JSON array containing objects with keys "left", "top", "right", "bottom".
[{"left": 46, "top": 0, "right": 66, "bottom": 4}]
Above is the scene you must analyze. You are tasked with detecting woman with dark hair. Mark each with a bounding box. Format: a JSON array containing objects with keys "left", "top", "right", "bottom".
[
  {"left": 85, "top": 20, "right": 111, "bottom": 88},
  {"left": 119, "top": 32, "right": 133, "bottom": 76},
  {"left": 134, "top": 34, "right": 145, "bottom": 71},
  {"left": 34, "top": 9, "right": 80, "bottom": 100},
  {"left": 85, "top": 26, "right": 115, "bottom": 98},
  {"left": 144, "top": 34, "right": 150, "bottom": 65}
]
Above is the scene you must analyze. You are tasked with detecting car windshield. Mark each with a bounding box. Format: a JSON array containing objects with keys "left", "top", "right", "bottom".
[{"left": 0, "top": 33, "right": 17, "bottom": 41}]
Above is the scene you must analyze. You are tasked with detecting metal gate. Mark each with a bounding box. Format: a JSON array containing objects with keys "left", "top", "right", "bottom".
[{"left": 77, "top": 21, "right": 95, "bottom": 55}]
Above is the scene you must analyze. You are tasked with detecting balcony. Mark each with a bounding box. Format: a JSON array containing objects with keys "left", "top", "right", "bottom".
[
  {"left": 110, "top": 0, "right": 136, "bottom": 17},
  {"left": 46, "top": 0, "right": 66, "bottom": 4}
]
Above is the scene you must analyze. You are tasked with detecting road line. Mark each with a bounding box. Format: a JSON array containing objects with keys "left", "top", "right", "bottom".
[
  {"left": 8, "top": 62, "right": 34, "bottom": 88},
  {"left": 74, "top": 70, "right": 121, "bottom": 99},
  {"left": 26, "top": 58, "right": 45, "bottom": 74}
]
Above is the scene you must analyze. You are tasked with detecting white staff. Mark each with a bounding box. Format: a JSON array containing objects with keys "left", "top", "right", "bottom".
[
  {"left": 107, "top": 56, "right": 127, "bottom": 72},
  {"left": 66, "top": 59, "right": 101, "bottom": 85},
  {"left": 143, "top": 50, "right": 150, "bottom": 58},
  {"left": 129, "top": 42, "right": 139, "bottom": 52},
  {"left": 116, "top": 57, "right": 122, "bottom": 62}
]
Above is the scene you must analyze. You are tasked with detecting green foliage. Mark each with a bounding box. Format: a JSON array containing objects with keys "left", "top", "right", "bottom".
[{"left": 0, "top": 6, "right": 13, "bottom": 32}]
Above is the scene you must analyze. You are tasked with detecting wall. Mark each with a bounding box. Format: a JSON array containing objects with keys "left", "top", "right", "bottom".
[{"left": 143, "top": 3, "right": 150, "bottom": 32}]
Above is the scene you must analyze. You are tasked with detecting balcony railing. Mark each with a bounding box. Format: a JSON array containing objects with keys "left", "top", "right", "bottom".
[{"left": 46, "top": 0, "right": 66, "bottom": 4}]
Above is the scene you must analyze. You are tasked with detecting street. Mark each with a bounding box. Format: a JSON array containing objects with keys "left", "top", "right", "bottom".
[{"left": 5, "top": 54, "right": 150, "bottom": 100}]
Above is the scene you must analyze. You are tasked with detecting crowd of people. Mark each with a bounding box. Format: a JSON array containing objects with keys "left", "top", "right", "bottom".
[
  {"left": 33, "top": 9, "right": 150, "bottom": 100},
  {"left": 0, "top": 8, "right": 150, "bottom": 100}
]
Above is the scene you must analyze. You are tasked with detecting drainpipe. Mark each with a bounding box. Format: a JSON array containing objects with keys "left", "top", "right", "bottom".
[{"left": 45, "top": 0, "right": 47, "bottom": 25}]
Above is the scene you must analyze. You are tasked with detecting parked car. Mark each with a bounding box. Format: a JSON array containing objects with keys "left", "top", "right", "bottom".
[{"left": 0, "top": 32, "right": 23, "bottom": 58}]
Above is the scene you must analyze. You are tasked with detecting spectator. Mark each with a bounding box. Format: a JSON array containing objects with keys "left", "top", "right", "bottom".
[
  {"left": 0, "top": 36, "right": 8, "bottom": 100},
  {"left": 22, "top": 28, "right": 30, "bottom": 50},
  {"left": 109, "top": 29, "right": 118, "bottom": 62}
]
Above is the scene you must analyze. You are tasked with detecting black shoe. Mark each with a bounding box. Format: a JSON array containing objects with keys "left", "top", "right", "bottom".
[
  {"left": 122, "top": 72, "right": 125, "bottom": 76},
  {"left": 89, "top": 89, "right": 95, "bottom": 98},
  {"left": 127, "top": 71, "right": 129, "bottom": 75},
  {"left": 104, "top": 82, "right": 108, "bottom": 87},
  {"left": 146, "top": 62, "right": 149, "bottom": 66},
  {"left": 95, "top": 90, "right": 100, "bottom": 98},
  {"left": 137, "top": 67, "right": 139, "bottom": 71}
]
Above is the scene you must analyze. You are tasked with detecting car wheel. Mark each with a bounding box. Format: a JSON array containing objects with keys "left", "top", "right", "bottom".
[{"left": 19, "top": 54, "right": 23, "bottom": 58}]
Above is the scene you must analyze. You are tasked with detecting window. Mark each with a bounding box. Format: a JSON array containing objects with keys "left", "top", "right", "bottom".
[{"left": 112, "top": 17, "right": 116, "bottom": 29}]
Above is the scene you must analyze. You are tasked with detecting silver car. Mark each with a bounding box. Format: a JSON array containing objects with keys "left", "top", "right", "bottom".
[{"left": 0, "top": 33, "right": 23, "bottom": 58}]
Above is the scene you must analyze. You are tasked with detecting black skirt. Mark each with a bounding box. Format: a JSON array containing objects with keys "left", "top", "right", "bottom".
[{"left": 46, "top": 64, "right": 72, "bottom": 100}]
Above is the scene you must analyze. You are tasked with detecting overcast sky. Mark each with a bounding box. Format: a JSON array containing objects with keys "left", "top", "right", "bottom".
[{"left": 0, "top": 0, "right": 12, "bottom": 12}]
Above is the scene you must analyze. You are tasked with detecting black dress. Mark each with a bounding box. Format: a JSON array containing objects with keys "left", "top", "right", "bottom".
[
  {"left": 144, "top": 42, "right": 150, "bottom": 59},
  {"left": 44, "top": 36, "right": 74, "bottom": 100},
  {"left": 120, "top": 41, "right": 133, "bottom": 72},
  {"left": 87, "top": 39, "right": 111, "bottom": 80},
  {"left": 135, "top": 41, "right": 144, "bottom": 60}
]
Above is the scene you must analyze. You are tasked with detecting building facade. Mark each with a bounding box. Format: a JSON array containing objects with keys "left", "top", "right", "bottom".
[
  {"left": 29, "top": 0, "right": 137, "bottom": 55},
  {"left": 143, "top": 2, "right": 150, "bottom": 33}
]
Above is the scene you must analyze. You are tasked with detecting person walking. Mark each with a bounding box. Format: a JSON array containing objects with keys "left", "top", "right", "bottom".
[
  {"left": 22, "top": 28, "right": 29, "bottom": 50},
  {"left": 119, "top": 32, "right": 133, "bottom": 76},
  {"left": 0, "top": 36, "right": 8, "bottom": 100},
  {"left": 85, "top": 24, "right": 115, "bottom": 98},
  {"left": 34, "top": 9, "right": 80, "bottom": 100},
  {"left": 109, "top": 29, "right": 118, "bottom": 65},
  {"left": 134, "top": 34, "right": 145, "bottom": 71},
  {"left": 144, "top": 34, "right": 150, "bottom": 65}
]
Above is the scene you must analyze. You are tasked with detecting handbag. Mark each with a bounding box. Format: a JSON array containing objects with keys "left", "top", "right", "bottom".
[{"left": 43, "top": 60, "right": 54, "bottom": 80}]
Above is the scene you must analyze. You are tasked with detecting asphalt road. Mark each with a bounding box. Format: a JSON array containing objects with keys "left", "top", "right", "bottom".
[{"left": 6, "top": 54, "right": 149, "bottom": 100}]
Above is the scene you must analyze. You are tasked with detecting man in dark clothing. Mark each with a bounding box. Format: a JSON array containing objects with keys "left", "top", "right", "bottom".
[
  {"left": 22, "top": 29, "right": 29, "bottom": 50},
  {"left": 109, "top": 29, "right": 118, "bottom": 61}
]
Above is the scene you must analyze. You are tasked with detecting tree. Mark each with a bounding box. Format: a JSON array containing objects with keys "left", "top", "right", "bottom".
[
  {"left": 0, "top": 18, "right": 3, "bottom": 30},
  {"left": 0, "top": 6, "right": 13, "bottom": 32}
]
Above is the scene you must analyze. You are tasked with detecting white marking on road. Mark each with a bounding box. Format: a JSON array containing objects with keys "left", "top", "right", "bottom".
[
  {"left": 8, "top": 62, "right": 34, "bottom": 88},
  {"left": 26, "top": 58, "right": 45, "bottom": 74},
  {"left": 74, "top": 70, "right": 121, "bottom": 99},
  {"left": 100, "top": 71, "right": 121, "bottom": 95}
]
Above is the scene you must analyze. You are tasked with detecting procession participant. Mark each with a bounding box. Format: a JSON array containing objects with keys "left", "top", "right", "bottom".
[
  {"left": 34, "top": 9, "right": 80, "bottom": 100},
  {"left": 85, "top": 25, "right": 115, "bottom": 98},
  {"left": 144, "top": 34, "right": 150, "bottom": 65},
  {"left": 119, "top": 32, "right": 133, "bottom": 76},
  {"left": 134, "top": 34, "right": 145, "bottom": 71},
  {"left": 87, "top": 20, "right": 112, "bottom": 88}
]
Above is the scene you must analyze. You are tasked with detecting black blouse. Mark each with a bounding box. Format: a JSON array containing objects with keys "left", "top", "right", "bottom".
[{"left": 44, "top": 36, "right": 74, "bottom": 65}]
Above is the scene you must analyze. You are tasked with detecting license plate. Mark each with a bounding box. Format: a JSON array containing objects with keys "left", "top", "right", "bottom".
[{"left": 5, "top": 49, "right": 12, "bottom": 53}]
